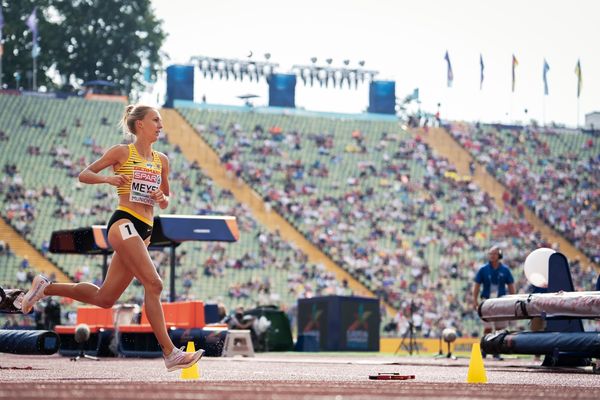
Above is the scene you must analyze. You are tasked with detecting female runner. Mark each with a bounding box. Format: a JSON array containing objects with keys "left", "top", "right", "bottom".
[{"left": 21, "top": 105, "right": 203, "bottom": 371}]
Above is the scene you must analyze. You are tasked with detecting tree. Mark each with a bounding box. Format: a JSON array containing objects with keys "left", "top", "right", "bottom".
[
  {"left": 1, "top": 0, "right": 53, "bottom": 90},
  {"left": 0, "top": 0, "right": 166, "bottom": 94}
]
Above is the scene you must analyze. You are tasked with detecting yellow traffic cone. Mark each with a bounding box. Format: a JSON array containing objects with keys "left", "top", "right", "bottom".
[
  {"left": 180, "top": 341, "right": 200, "bottom": 380},
  {"left": 466, "top": 343, "right": 487, "bottom": 383}
]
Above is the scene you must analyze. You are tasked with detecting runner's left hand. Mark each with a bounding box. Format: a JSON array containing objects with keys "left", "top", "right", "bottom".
[{"left": 150, "top": 189, "right": 168, "bottom": 205}]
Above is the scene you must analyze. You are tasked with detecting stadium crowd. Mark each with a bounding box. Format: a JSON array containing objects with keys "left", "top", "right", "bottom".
[
  {"left": 185, "top": 111, "right": 598, "bottom": 336},
  {"left": 448, "top": 122, "right": 599, "bottom": 265},
  {"left": 2, "top": 98, "right": 598, "bottom": 337}
]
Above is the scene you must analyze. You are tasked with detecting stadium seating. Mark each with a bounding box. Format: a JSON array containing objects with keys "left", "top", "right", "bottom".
[
  {"left": 2, "top": 93, "right": 596, "bottom": 337},
  {"left": 177, "top": 106, "right": 588, "bottom": 336},
  {"left": 447, "top": 122, "right": 599, "bottom": 265}
]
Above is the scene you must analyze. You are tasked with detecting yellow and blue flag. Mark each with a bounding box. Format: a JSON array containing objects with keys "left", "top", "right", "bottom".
[{"left": 575, "top": 59, "right": 582, "bottom": 98}]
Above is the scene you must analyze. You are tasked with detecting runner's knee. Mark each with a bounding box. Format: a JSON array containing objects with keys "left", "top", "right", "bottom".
[
  {"left": 96, "top": 297, "right": 116, "bottom": 309},
  {"left": 143, "top": 278, "right": 163, "bottom": 297}
]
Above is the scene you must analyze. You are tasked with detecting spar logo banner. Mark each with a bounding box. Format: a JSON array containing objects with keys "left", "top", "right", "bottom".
[{"left": 130, "top": 167, "right": 161, "bottom": 205}]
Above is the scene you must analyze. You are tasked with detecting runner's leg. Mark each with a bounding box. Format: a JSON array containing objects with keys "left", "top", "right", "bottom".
[
  {"left": 45, "top": 252, "right": 133, "bottom": 308},
  {"left": 107, "top": 219, "right": 174, "bottom": 355}
]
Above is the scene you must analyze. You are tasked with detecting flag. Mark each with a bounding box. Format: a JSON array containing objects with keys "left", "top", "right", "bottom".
[
  {"left": 444, "top": 51, "right": 453, "bottom": 88},
  {"left": 0, "top": 4, "right": 4, "bottom": 40},
  {"left": 543, "top": 59, "right": 550, "bottom": 96},
  {"left": 411, "top": 88, "right": 419, "bottom": 101},
  {"left": 575, "top": 59, "right": 582, "bottom": 98},
  {"left": 479, "top": 53, "right": 484, "bottom": 90},
  {"left": 26, "top": 8, "right": 39, "bottom": 58},
  {"left": 511, "top": 54, "right": 518, "bottom": 92},
  {"left": 0, "top": 5, "right": 4, "bottom": 57}
]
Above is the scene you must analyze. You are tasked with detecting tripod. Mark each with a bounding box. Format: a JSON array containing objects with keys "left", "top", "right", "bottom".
[
  {"left": 395, "top": 300, "right": 419, "bottom": 356},
  {"left": 395, "top": 321, "right": 419, "bottom": 356},
  {"left": 70, "top": 341, "right": 99, "bottom": 362}
]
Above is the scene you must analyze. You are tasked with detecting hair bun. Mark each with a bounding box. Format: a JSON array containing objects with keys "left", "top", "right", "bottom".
[{"left": 125, "top": 105, "right": 135, "bottom": 115}]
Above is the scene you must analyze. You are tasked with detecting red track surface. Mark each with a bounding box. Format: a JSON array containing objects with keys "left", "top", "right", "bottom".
[{"left": 1, "top": 353, "right": 598, "bottom": 399}]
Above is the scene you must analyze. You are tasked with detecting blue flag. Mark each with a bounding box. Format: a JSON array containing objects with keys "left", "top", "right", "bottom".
[
  {"left": 26, "top": 8, "right": 39, "bottom": 58},
  {"left": 0, "top": 5, "right": 4, "bottom": 31},
  {"left": 479, "top": 53, "right": 484, "bottom": 90},
  {"left": 543, "top": 59, "right": 550, "bottom": 96},
  {"left": 444, "top": 51, "right": 453, "bottom": 88},
  {"left": 412, "top": 88, "right": 419, "bottom": 101},
  {"left": 511, "top": 54, "right": 518, "bottom": 92},
  {"left": 0, "top": 5, "right": 4, "bottom": 42},
  {"left": 0, "top": 5, "right": 3, "bottom": 57}
]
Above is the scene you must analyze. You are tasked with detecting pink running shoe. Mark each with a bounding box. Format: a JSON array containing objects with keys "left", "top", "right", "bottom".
[
  {"left": 20, "top": 275, "right": 51, "bottom": 314},
  {"left": 164, "top": 346, "right": 205, "bottom": 372}
]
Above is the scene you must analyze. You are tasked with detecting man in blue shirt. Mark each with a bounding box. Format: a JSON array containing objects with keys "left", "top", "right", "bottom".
[{"left": 473, "top": 246, "right": 516, "bottom": 359}]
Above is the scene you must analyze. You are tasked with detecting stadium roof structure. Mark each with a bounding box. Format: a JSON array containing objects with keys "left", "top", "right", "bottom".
[{"left": 82, "top": 80, "right": 116, "bottom": 87}]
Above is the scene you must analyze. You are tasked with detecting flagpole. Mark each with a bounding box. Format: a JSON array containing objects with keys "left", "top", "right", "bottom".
[
  {"left": 0, "top": 5, "right": 3, "bottom": 90},
  {"left": 32, "top": 55, "right": 37, "bottom": 91},
  {"left": 577, "top": 98, "right": 580, "bottom": 129},
  {"left": 542, "top": 95, "right": 546, "bottom": 128},
  {"left": 478, "top": 87, "right": 483, "bottom": 123}
]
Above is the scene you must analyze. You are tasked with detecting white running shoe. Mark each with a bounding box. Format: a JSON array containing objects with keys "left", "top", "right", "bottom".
[
  {"left": 20, "top": 275, "right": 51, "bottom": 314},
  {"left": 164, "top": 346, "right": 205, "bottom": 372}
]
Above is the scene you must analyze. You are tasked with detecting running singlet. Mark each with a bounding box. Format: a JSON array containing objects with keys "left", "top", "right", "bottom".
[{"left": 114, "top": 144, "right": 162, "bottom": 206}]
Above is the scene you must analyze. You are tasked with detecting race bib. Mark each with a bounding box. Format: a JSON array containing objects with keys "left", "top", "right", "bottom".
[
  {"left": 119, "top": 222, "right": 137, "bottom": 240},
  {"left": 129, "top": 167, "right": 161, "bottom": 205}
]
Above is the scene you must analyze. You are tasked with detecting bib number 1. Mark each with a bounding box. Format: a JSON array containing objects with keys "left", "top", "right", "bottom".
[{"left": 119, "top": 222, "right": 137, "bottom": 240}]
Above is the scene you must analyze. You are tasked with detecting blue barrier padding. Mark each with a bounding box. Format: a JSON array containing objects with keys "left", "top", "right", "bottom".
[{"left": 0, "top": 329, "right": 60, "bottom": 355}]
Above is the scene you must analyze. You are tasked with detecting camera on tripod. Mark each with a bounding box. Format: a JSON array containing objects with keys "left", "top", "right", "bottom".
[{"left": 395, "top": 300, "right": 420, "bottom": 356}]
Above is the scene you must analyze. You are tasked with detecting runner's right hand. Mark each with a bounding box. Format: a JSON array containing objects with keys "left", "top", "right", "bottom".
[{"left": 106, "top": 174, "right": 130, "bottom": 187}]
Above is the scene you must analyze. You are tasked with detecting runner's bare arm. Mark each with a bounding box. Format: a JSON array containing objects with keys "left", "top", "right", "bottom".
[
  {"left": 150, "top": 152, "right": 170, "bottom": 209},
  {"left": 79, "top": 145, "right": 130, "bottom": 187}
]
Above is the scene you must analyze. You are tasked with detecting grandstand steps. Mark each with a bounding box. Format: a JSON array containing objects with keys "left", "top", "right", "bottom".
[
  {"left": 0, "top": 218, "right": 70, "bottom": 283},
  {"left": 415, "top": 126, "right": 597, "bottom": 270},
  {"left": 160, "top": 108, "right": 396, "bottom": 316}
]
